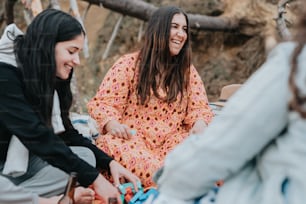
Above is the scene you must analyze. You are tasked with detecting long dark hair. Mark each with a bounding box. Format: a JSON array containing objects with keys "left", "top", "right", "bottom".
[
  {"left": 14, "top": 9, "right": 85, "bottom": 128},
  {"left": 136, "top": 6, "right": 191, "bottom": 105},
  {"left": 289, "top": 3, "right": 306, "bottom": 118}
]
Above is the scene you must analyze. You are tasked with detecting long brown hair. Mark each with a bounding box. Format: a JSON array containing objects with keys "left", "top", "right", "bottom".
[
  {"left": 289, "top": 2, "right": 306, "bottom": 118},
  {"left": 136, "top": 6, "right": 191, "bottom": 105},
  {"left": 14, "top": 9, "right": 85, "bottom": 128}
]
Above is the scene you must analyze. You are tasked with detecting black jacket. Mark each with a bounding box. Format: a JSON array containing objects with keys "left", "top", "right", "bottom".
[{"left": 0, "top": 62, "right": 112, "bottom": 186}]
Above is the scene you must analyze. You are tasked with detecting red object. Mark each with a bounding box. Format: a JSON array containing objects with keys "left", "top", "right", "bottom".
[{"left": 124, "top": 187, "right": 134, "bottom": 202}]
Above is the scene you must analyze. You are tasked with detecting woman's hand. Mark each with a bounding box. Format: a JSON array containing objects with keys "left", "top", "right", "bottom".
[
  {"left": 189, "top": 119, "right": 207, "bottom": 135},
  {"left": 38, "top": 187, "right": 95, "bottom": 204},
  {"left": 74, "top": 186, "right": 95, "bottom": 204},
  {"left": 92, "top": 174, "right": 122, "bottom": 204},
  {"left": 109, "top": 160, "right": 141, "bottom": 192},
  {"left": 105, "top": 120, "right": 134, "bottom": 139},
  {"left": 38, "top": 196, "right": 62, "bottom": 204}
]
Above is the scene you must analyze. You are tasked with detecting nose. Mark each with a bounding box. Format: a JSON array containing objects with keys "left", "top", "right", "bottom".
[
  {"left": 72, "top": 54, "right": 80, "bottom": 65},
  {"left": 176, "top": 29, "right": 185, "bottom": 37}
]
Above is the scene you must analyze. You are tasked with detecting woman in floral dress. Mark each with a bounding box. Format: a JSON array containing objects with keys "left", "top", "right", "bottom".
[{"left": 87, "top": 6, "right": 213, "bottom": 188}]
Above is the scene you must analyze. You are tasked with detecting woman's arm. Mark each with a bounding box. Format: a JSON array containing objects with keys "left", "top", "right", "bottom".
[
  {"left": 184, "top": 65, "right": 214, "bottom": 130},
  {"left": 87, "top": 53, "right": 137, "bottom": 135},
  {"left": 58, "top": 128, "right": 113, "bottom": 171},
  {"left": 0, "top": 64, "right": 99, "bottom": 186}
]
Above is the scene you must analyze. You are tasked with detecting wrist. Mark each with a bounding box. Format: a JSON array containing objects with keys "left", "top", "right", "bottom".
[{"left": 104, "top": 119, "right": 118, "bottom": 133}]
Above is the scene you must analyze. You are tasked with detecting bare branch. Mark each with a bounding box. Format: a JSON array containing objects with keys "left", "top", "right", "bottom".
[
  {"left": 21, "top": 0, "right": 43, "bottom": 25},
  {"left": 69, "top": 0, "right": 90, "bottom": 112},
  {"left": 275, "top": 0, "right": 295, "bottom": 41},
  {"left": 5, "top": 0, "right": 18, "bottom": 25},
  {"left": 137, "top": 21, "right": 144, "bottom": 42},
  {"left": 69, "top": 0, "right": 90, "bottom": 58},
  {"left": 82, "top": 3, "right": 92, "bottom": 21},
  {"left": 102, "top": 14, "right": 124, "bottom": 60},
  {"left": 49, "top": 0, "right": 61, "bottom": 10},
  {"left": 81, "top": 0, "right": 157, "bottom": 21}
]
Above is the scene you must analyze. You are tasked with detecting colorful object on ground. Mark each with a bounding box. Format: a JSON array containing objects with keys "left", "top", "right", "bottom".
[{"left": 117, "top": 182, "right": 158, "bottom": 204}]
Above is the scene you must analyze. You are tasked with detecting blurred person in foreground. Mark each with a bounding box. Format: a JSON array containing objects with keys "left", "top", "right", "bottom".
[{"left": 149, "top": 2, "right": 306, "bottom": 204}]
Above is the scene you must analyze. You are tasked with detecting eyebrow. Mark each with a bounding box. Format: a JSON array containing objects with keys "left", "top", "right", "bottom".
[
  {"left": 171, "top": 22, "right": 187, "bottom": 27},
  {"left": 69, "top": 46, "right": 81, "bottom": 51}
]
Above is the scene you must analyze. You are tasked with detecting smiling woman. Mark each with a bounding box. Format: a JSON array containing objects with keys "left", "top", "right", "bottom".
[
  {"left": 169, "top": 13, "right": 187, "bottom": 56},
  {"left": 55, "top": 34, "right": 84, "bottom": 80},
  {"left": 0, "top": 8, "right": 140, "bottom": 204},
  {"left": 87, "top": 5, "right": 214, "bottom": 188}
]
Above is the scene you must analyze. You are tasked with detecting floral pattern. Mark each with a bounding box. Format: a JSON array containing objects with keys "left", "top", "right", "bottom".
[{"left": 87, "top": 52, "right": 213, "bottom": 187}]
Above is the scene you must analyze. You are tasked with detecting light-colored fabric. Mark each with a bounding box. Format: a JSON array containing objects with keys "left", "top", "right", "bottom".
[
  {"left": 70, "top": 112, "right": 99, "bottom": 141},
  {"left": 0, "top": 176, "right": 39, "bottom": 204},
  {"left": 2, "top": 136, "right": 29, "bottom": 177},
  {"left": 155, "top": 42, "right": 306, "bottom": 204},
  {"left": 0, "top": 146, "right": 95, "bottom": 203},
  {"left": 0, "top": 23, "right": 22, "bottom": 67},
  {"left": 87, "top": 52, "right": 214, "bottom": 187},
  {"left": 19, "top": 146, "right": 95, "bottom": 197},
  {"left": 52, "top": 90, "right": 65, "bottom": 134}
]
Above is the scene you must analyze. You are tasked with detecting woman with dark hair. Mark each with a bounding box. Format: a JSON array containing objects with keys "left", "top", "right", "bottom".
[
  {"left": 149, "top": 2, "right": 306, "bottom": 204},
  {"left": 0, "top": 9, "right": 139, "bottom": 204},
  {"left": 87, "top": 6, "right": 213, "bottom": 188}
]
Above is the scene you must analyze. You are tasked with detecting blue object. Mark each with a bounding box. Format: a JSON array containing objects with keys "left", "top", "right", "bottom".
[{"left": 118, "top": 181, "right": 159, "bottom": 204}]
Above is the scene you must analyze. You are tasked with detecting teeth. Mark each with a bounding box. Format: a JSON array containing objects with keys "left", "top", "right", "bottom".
[{"left": 172, "top": 40, "right": 180, "bottom": 44}]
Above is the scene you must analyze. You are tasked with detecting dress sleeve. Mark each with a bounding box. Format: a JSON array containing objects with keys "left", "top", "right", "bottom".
[
  {"left": 0, "top": 65, "right": 99, "bottom": 187},
  {"left": 183, "top": 65, "right": 214, "bottom": 128},
  {"left": 156, "top": 43, "right": 293, "bottom": 200},
  {"left": 87, "top": 53, "right": 136, "bottom": 134}
]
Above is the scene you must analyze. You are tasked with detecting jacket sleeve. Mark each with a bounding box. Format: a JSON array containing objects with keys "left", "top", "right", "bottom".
[
  {"left": 87, "top": 53, "right": 136, "bottom": 134},
  {"left": 0, "top": 64, "right": 99, "bottom": 187},
  {"left": 183, "top": 65, "right": 214, "bottom": 128},
  {"left": 156, "top": 43, "right": 293, "bottom": 200},
  {"left": 58, "top": 128, "right": 113, "bottom": 172}
]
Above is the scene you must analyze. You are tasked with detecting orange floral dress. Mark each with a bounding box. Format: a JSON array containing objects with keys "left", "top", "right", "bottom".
[{"left": 87, "top": 52, "right": 213, "bottom": 187}]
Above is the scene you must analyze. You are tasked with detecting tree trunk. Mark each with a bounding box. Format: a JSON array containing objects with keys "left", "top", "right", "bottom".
[
  {"left": 81, "top": 0, "right": 240, "bottom": 31},
  {"left": 5, "top": 0, "right": 18, "bottom": 24}
]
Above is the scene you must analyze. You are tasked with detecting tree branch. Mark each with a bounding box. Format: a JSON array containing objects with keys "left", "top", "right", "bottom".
[
  {"left": 275, "top": 0, "right": 295, "bottom": 41},
  {"left": 5, "top": 0, "right": 18, "bottom": 25},
  {"left": 81, "top": 0, "right": 239, "bottom": 31},
  {"left": 102, "top": 14, "right": 124, "bottom": 60}
]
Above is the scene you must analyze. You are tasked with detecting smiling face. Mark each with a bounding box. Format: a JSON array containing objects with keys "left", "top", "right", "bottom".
[
  {"left": 55, "top": 34, "right": 84, "bottom": 80},
  {"left": 169, "top": 13, "right": 188, "bottom": 56}
]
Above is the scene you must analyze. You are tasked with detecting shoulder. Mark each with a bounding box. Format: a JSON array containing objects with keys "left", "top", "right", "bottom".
[
  {"left": 109, "top": 52, "right": 139, "bottom": 74},
  {"left": 189, "top": 64, "right": 198, "bottom": 73},
  {"left": 188, "top": 64, "right": 201, "bottom": 79},
  {"left": 115, "top": 52, "right": 139, "bottom": 65}
]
